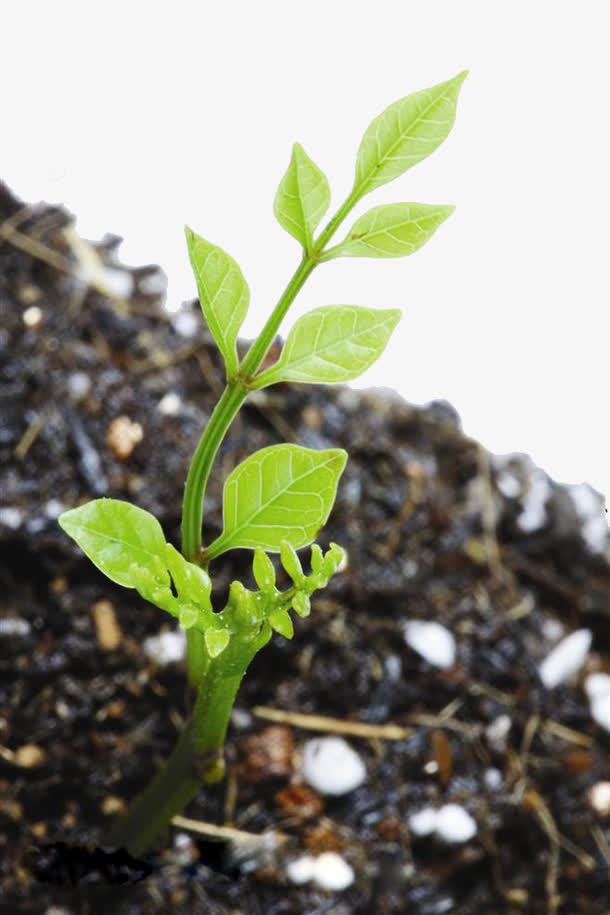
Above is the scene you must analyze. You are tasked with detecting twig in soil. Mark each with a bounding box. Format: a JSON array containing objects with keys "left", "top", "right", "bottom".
[
  {"left": 476, "top": 445, "right": 504, "bottom": 580},
  {"left": 0, "top": 217, "right": 74, "bottom": 274},
  {"left": 505, "top": 591, "right": 535, "bottom": 621},
  {"left": 591, "top": 825, "right": 610, "bottom": 867},
  {"left": 171, "top": 814, "right": 287, "bottom": 847},
  {"left": 253, "top": 706, "right": 413, "bottom": 740},
  {"left": 541, "top": 719, "right": 593, "bottom": 748},
  {"left": 14, "top": 407, "right": 51, "bottom": 460}
]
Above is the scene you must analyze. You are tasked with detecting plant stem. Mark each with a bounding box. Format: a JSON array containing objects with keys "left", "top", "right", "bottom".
[{"left": 103, "top": 631, "right": 268, "bottom": 856}]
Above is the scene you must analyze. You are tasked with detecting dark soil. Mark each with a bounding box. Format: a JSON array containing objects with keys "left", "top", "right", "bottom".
[{"left": 1, "top": 182, "right": 609, "bottom": 915}]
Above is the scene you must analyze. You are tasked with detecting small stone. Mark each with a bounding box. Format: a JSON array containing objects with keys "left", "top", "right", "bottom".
[
  {"left": 486, "top": 714, "right": 511, "bottom": 749},
  {"left": 22, "top": 305, "right": 43, "bottom": 328},
  {"left": 435, "top": 804, "right": 477, "bottom": 843},
  {"left": 584, "top": 672, "right": 610, "bottom": 701},
  {"left": 242, "top": 726, "right": 295, "bottom": 782},
  {"left": 588, "top": 781, "right": 610, "bottom": 817},
  {"left": 516, "top": 469, "right": 551, "bottom": 533},
  {"left": 0, "top": 507, "right": 23, "bottom": 530},
  {"left": 158, "top": 391, "right": 182, "bottom": 416},
  {"left": 143, "top": 628, "right": 186, "bottom": 665},
  {"left": 106, "top": 415, "right": 144, "bottom": 460},
  {"left": 44, "top": 499, "right": 64, "bottom": 519},
  {"left": 0, "top": 617, "right": 31, "bottom": 637},
  {"left": 67, "top": 371, "right": 91, "bottom": 401},
  {"left": 404, "top": 620, "right": 456, "bottom": 669},
  {"left": 15, "top": 744, "right": 46, "bottom": 768},
  {"left": 286, "top": 855, "right": 316, "bottom": 885},
  {"left": 173, "top": 310, "right": 199, "bottom": 338},
  {"left": 101, "top": 795, "right": 126, "bottom": 816},
  {"left": 302, "top": 736, "right": 366, "bottom": 796},
  {"left": 484, "top": 768, "right": 503, "bottom": 791},
  {"left": 409, "top": 807, "right": 438, "bottom": 837},
  {"left": 312, "top": 851, "right": 354, "bottom": 891},
  {"left": 91, "top": 599, "right": 122, "bottom": 651},
  {"left": 590, "top": 692, "right": 610, "bottom": 734},
  {"left": 538, "top": 628, "right": 592, "bottom": 689},
  {"left": 18, "top": 283, "right": 41, "bottom": 305}
]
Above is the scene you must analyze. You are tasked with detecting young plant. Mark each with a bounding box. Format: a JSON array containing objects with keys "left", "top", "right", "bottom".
[{"left": 59, "top": 71, "right": 466, "bottom": 856}]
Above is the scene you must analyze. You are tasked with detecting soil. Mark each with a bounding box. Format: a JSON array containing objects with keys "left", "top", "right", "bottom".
[{"left": 1, "top": 181, "right": 609, "bottom": 915}]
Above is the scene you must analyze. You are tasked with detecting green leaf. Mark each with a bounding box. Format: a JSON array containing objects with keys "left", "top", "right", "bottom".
[
  {"left": 165, "top": 544, "right": 212, "bottom": 608},
  {"left": 252, "top": 549, "right": 276, "bottom": 593},
  {"left": 291, "top": 592, "right": 311, "bottom": 618},
  {"left": 279, "top": 540, "right": 304, "bottom": 585},
  {"left": 324, "top": 203, "right": 454, "bottom": 259},
  {"left": 274, "top": 143, "right": 331, "bottom": 252},
  {"left": 255, "top": 305, "right": 400, "bottom": 387},
  {"left": 204, "top": 628, "right": 231, "bottom": 659},
  {"left": 268, "top": 607, "right": 294, "bottom": 639},
  {"left": 354, "top": 71, "right": 467, "bottom": 197},
  {"left": 184, "top": 227, "right": 249, "bottom": 377},
  {"left": 59, "top": 499, "right": 169, "bottom": 589},
  {"left": 207, "top": 444, "right": 347, "bottom": 556}
]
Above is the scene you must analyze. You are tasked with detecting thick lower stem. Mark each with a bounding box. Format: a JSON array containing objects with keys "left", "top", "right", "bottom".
[{"left": 103, "top": 634, "right": 266, "bottom": 856}]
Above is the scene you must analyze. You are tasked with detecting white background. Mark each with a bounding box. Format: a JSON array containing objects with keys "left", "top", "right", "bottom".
[{"left": 3, "top": 2, "right": 608, "bottom": 499}]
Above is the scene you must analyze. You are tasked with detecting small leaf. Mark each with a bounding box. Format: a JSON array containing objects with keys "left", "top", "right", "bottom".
[
  {"left": 252, "top": 549, "right": 276, "bottom": 593},
  {"left": 354, "top": 71, "right": 467, "bottom": 197},
  {"left": 207, "top": 444, "right": 347, "bottom": 556},
  {"left": 185, "top": 227, "right": 249, "bottom": 377},
  {"left": 274, "top": 143, "right": 331, "bottom": 252},
  {"left": 325, "top": 203, "right": 454, "bottom": 259},
  {"left": 268, "top": 607, "right": 294, "bottom": 639},
  {"left": 291, "top": 592, "right": 311, "bottom": 618},
  {"left": 165, "top": 544, "right": 212, "bottom": 608},
  {"left": 178, "top": 606, "right": 200, "bottom": 630},
  {"left": 59, "top": 499, "right": 169, "bottom": 589},
  {"left": 280, "top": 540, "right": 304, "bottom": 585},
  {"left": 204, "top": 628, "right": 231, "bottom": 659},
  {"left": 310, "top": 544, "right": 324, "bottom": 574},
  {"left": 255, "top": 306, "right": 400, "bottom": 387}
]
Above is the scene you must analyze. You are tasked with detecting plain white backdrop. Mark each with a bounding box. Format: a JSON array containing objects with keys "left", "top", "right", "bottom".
[{"left": 3, "top": 2, "right": 609, "bottom": 499}]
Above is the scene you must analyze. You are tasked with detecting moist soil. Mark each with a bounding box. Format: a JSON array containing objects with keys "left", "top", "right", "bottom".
[{"left": 1, "top": 183, "right": 609, "bottom": 915}]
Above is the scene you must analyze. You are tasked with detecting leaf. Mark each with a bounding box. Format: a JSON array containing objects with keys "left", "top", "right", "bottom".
[
  {"left": 325, "top": 203, "right": 454, "bottom": 259},
  {"left": 354, "top": 71, "right": 467, "bottom": 197},
  {"left": 252, "top": 549, "right": 276, "bottom": 593},
  {"left": 274, "top": 143, "right": 331, "bottom": 252},
  {"left": 59, "top": 499, "right": 169, "bottom": 589},
  {"left": 268, "top": 607, "right": 294, "bottom": 639},
  {"left": 165, "top": 544, "right": 212, "bottom": 608},
  {"left": 207, "top": 444, "right": 347, "bottom": 556},
  {"left": 184, "top": 227, "right": 249, "bottom": 377},
  {"left": 255, "top": 305, "right": 400, "bottom": 386},
  {"left": 204, "top": 628, "right": 231, "bottom": 659}
]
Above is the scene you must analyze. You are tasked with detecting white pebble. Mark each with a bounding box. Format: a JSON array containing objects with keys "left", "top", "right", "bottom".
[
  {"left": 22, "top": 305, "right": 43, "bottom": 328},
  {"left": 584, "top": 672, "right": 610, "bottom": 702},
  {"left": 435, "top": 804, "right": 477, "bottom": 843},
  {"left": 483, "top": 768, "right": 503, "bottom": 791},
  {"left": 158, "top": 392, "right": 182, "bottom": 416},
  {"left": 486, "top": 714, "right": 511, "bottom": 749},
  {"left": 103, "top": 268, "right": 133, "bottom": 299},
  {"left": 496, "top": 471, "right": 521, "bottom": 499},
  {"left": 409, "top": 806, "right": 439, "bottom": 837},
  {"left": 302, "top": 736, "right": 366, "bottom": 796},
  {"left": 286, "top": 855, "right": 316, "bottom": 885},
  {"left": 589, "top": 782, "right": 610, "bottom": 817},
  {"left": 568, "top": 483, "right": 609, "bottom": 554},
  {"left": 0, "top": 618, "right": 31, "bottom": 637},
  {"left": 44, "top": 499, "right": 65, "bottom": 519},
  {"left": 590, "top": 692, "right": 610, "bottom": 734},
  {"left": 404, "top": 620, "right": 456, "bottom": 669},
  {"left": 173, "top": 310, "right": 199, "bottom": 337},
  {"left": 541, "top": 617, "right": 565, "bottom": 643},
  {"left": 139, "top": 270, "right": 167, "bottom": 296},
  {"left": 143, "top": 628, "right": 186, "bottom": 665},
  {"left": 0, "top": 507, "right": 23, "bottom": 529},
  {"left": 67, "top": 371, "right": 92, "bottom": 401},
  {"left": 312, "top": 852, "right": 354, "bottom": 891},
  {"left": 517, "top": 471, "right": 551, "bottom": 533},
  {"left": 538, "top": 629, "right": 592, "bottom": 689}
]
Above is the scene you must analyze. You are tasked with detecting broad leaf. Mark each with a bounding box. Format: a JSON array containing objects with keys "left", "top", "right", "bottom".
[
  {"left": 354, "top": 71, "right": 467, "bottom": 197},
  {"left": 207, "top": 444, "right": 347, "bottom": 556},
  {"left": 255, "top": 305, "right": 400, "bottom": 386},
  {"left": 274, "top": 143, "right": 330, "bottom": 252},
  {"left": 324, "top": 203, "right": 454, "bottom": 259},
  {"left": 204, "top": 628, "right": 231, "bottom": 658},
  {"left": 185, "top": 227, "right": 249, "bottom": 377},
  {"left": 59, "top": 499, "right": 169, "bottom": 589}
]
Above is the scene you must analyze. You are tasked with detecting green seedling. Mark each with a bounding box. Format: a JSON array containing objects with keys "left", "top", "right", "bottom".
[{"left": 59, "top": 71, "right": 466, "bottom": 855}]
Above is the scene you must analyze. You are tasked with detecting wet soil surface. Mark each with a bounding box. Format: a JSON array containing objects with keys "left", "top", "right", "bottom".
[{"left": 1, "top": 183, "right": 609, "bottom": 914}]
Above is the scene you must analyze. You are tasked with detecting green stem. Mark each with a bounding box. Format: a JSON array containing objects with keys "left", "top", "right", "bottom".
[{"left": 103, "top": 632, "right": 268, "bottom": 856}]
